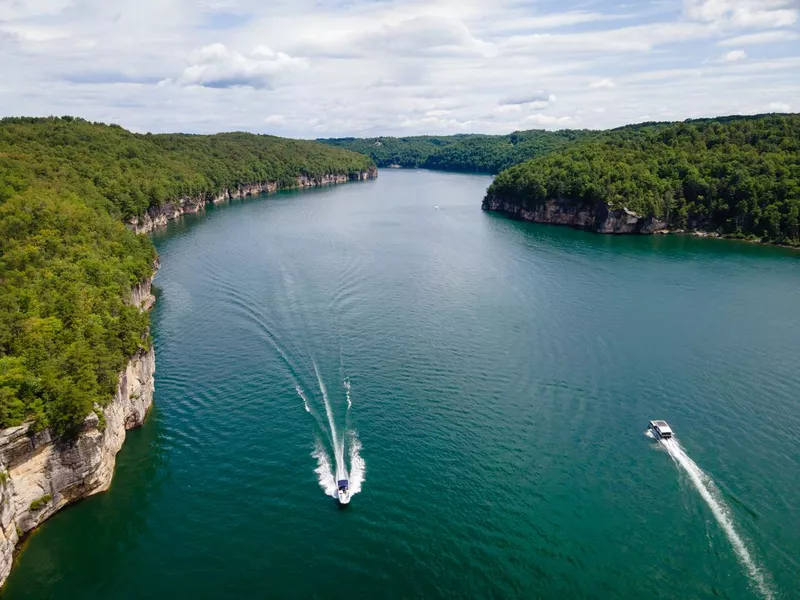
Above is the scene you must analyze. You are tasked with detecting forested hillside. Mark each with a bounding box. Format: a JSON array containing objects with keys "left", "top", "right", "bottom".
[
  {"left": 485, "top": 114, "right": 800, "bottom": 245},
  {"left": 320, "top": 129, "right": 592, "bottom": 173},
  {"left": 0, "top": 117, "right": 375, "bottom": 431}
]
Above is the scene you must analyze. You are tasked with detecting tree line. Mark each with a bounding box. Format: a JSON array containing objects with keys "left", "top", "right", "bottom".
[
  {"left": 0, "top": 117, "right": 375, "bottom": 431},
  {"left": 319, "top": 129, "right": 593, "bottom": 174},
  {"left": 486, "top": 114, "right": 799, "bottom": 245}
]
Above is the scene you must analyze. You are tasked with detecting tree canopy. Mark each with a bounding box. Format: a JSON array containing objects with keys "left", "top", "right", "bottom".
[
  {"left": 0, "top": 117, "right": 375, "bottom": 431},
  {"left": 319, "top": 129, "right": 594, "bottom": 174},
  {"left": 486, "top": 114, "right": 800, "bottom": 245}
]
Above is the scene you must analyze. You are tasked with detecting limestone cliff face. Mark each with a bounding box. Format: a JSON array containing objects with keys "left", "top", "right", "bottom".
[
  {"left": 128, "top": 168, "right": 378, "bottom": 234},
  {"left": 481, "top": 196, "right": 669, "bottom": 234},
  {"left": 0, "top": 279, "right": 157, "bottom": 586}
]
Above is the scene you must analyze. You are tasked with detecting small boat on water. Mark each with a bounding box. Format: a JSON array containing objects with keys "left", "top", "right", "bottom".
[
  {"left": 337, "top": 480, "right": 351, "bottom": 505},
  {"left": 648, "top": 420, "right": 673, "bottom": 440}
]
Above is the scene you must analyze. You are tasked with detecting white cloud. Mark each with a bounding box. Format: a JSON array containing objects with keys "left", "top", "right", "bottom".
[
  {"left": 0, "top": 0, "right": 799, "bottom": 136},
  {"left": 768, "top": 101, "right": 791, "bottom": 112},
  {"left": 0, "top": 0, "right": 73, "bottom": 20},
  {"left": 684, "top": 0, "right": 799, "bottom": 28},
  {"left": 721, "top": 49, "right": 747, "bottom": 62},
  {"left": 496, "top": 92, "right": 557, "bottom": 113},
  {"left": 589, "top": 78, "right": 616, "bottom": 89},
  {"left": 173, "top": 44, "right": 307, "bottom": 89},
  {"left": 718, "top": 30, "right": 800, "bottom": 46},
  {"left": 523, "top": 113, "right": 576, "bottom": 126},
  {"left": 298, "top": 16, "right": 497, "bottom": 59},
  {"left": 487, "top": 10, "right": 615, "bottom": 33}
]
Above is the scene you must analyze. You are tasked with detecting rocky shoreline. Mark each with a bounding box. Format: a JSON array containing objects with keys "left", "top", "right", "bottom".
[
  {"left": 0, "top": 277, "right": 157, "bottom": 587},
  {"left": 481, "top": 196, "right": 671, "bottom": 234},
  {"left": 128, "top": 169, "right": 378, "bottom": 234}
]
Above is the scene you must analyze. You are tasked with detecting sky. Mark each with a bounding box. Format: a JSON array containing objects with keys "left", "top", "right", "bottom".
[{"left": 0, "top": 0, "right": 798, "bottom": 137}]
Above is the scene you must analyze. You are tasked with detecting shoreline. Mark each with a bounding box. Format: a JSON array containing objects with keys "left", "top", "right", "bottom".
[
  {"left": 482, "top": 201, "right": 799, "bottom": 251},
  {"left": 128, "top": 168, "right": 378, "bottom": 234}
]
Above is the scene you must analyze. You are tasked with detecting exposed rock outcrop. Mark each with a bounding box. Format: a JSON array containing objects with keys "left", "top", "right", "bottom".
[
  {"left": 0, "top": 280, "right": 157, "bottom": 587},
  {"left": 481, "top": 196, "right": 669, "bottom": 234},
  {"left": 127, "top": 266, "right": 158, "bottom": 311},
  {"left": 128, "top": 168, "right": 378, "bottom": 234}
]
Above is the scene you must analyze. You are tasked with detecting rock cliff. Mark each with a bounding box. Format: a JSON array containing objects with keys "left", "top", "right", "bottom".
[
  {"left": 481, "top": 196, "right": 669, "bottom": 234},
  {"left": 0, "top": 278, "right": 157, "bottom": 587},
  {"left": 128, "top": 169, "right": 378, "bottom": 234}
]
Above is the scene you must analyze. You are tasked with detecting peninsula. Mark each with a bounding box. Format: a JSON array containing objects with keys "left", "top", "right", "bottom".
[{"left": 482, "top": 114, "right": 799, "bottom": 246}]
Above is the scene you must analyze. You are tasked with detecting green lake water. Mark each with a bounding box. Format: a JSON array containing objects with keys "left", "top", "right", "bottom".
[{"left": 4, "top": 169, "right": 799, "bottom": 599}]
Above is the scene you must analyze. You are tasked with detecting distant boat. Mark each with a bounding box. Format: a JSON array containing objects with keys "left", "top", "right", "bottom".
[{"left": 337, "top": 480, "right": 351, "bottom": 505}]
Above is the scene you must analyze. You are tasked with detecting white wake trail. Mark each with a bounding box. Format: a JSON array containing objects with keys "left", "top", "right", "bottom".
[
  {"left": 295, "top": 385, "right": 311, "bottom": 413},
  {"left": 312, "top": 440, "right": 337, "bottom": 498},
  {"left": 308, "top": 365, "right": 365, "bottom": 499},
  {"left": 347, "top": 432, "right": 366, "bottom": 494},
  {"left": 314, "top": 361, "right": 346, "bottom": 480},
  {"left": 661, "top": 438, "right": 774, "bottom": 600}
]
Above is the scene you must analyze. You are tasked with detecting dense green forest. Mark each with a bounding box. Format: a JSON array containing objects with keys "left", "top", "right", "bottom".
[
  {"left": 0, "top": 117, "right": 375, "bottom": 431},
  {"left": 486, "top": 114, "right": 800, "bottom": 245},
  {"left": 319, "top": 129, "right": 592, "bottom": 173}
]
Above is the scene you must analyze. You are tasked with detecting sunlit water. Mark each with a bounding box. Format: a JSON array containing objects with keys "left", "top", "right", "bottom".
[{"left": 4, "top": 170, "right": 799, "bottom": 599}]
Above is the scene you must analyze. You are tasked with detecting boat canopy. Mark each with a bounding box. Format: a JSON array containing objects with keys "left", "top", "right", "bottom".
[{"left": 337, "top": 480, "right": 349, "bottom": 488}]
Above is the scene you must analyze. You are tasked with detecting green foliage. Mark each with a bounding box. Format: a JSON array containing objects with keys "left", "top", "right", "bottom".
[
  {"left": 29, "top": 494, "right": 52, "bottom": 512},
  {"left": 486, "top": 114, "right": 800, "bottom": 246},
  {"left": 0, "top": 470, "right": 8, "bottom": 485},
  {"left": 1, "top": 117, "right": 374, "bottom": 221},
  {"left": 319, "top": 130, "right": 594, "bottom": 174},
  {"left": 95, "top": 407, "right": 106, "bottom": 432},
  {"left": 0, "top": 117, "right": 376, "bottom": 432}
]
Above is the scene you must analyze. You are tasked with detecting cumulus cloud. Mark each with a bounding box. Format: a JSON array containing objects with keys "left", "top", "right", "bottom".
[
  {"left": 173, "top": 43, "right": 307, "bottom": 89},
  {"left": 721, "top": 49, "right": 747, "bottom": 62},
  {"left": 589, "top": 78, "right": 616, "bottom": 89}
]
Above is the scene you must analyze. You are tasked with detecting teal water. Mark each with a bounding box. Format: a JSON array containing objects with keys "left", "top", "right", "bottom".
[{"left": 4, "top": 170, "right": 799, "bottom": 599}]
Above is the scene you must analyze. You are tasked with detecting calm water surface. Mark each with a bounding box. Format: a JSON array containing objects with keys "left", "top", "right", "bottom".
[{"left": 4, "top": 170, "right": 799, "bottom": 599}]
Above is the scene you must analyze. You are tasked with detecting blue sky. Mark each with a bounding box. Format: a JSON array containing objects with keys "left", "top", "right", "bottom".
[{"left": 0, "top": 0, "right": 798, "bottom": 136}]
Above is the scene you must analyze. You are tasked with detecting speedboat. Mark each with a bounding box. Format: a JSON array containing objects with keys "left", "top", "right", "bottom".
[
  {"left": 337, "top": 480, "right": 351, "bottom": 505},
  {"left": 648, "top": 420, "right": 673, "bottom": 440}
]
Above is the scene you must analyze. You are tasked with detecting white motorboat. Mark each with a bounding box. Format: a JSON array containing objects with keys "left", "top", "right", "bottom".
[
  {"left": 648, "top": 420, "right": 673, "bottom": 440},
  {"left": 337, "top": 479, "right": 351, "bottom": 505}
]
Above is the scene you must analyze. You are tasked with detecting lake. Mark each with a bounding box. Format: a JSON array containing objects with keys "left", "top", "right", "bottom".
[{"left": 4, "top": 169, "right": 799, "bottom": 599}]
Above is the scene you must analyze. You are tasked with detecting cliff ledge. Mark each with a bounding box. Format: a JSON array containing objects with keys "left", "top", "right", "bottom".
[
  {"left": 481, "top": 195, "right": 669, "bottom": 234},
  {"left": 0, "top": 278, "right": 156, "bottom": 587}
]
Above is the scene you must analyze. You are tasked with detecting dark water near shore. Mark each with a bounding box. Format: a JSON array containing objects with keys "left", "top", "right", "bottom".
[{"left": 4, "top": 170, "right": 799, "bottom": 599}]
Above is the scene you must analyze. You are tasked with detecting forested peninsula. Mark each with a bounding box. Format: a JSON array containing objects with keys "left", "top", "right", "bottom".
[{"left": 483, "top": 114, "right": 799, "bottom": 246}]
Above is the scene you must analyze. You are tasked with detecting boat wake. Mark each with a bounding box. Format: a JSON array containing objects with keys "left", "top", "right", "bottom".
[
  {"left": 313, "top": 432, "right": 365, "bottom": 498},
  {"left": 659, "top": 437, "right": 774, "bottom": 600},
  {"left": 304, "top": 362, "right": 365, "bottom": 500}
]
